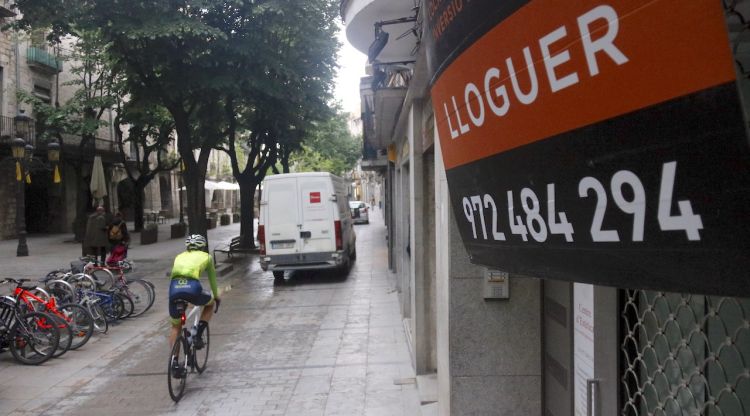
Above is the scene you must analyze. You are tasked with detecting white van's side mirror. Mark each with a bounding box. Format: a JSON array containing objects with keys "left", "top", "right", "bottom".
[{"left": 329, "top": 195, "right": 338, "bottom": 202}]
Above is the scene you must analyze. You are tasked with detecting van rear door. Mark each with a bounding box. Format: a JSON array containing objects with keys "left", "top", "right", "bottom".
[
  {"left": 266, "top": 178, "right": 299, "bottom": 254},
  {"left": 299, "top": 179, "right": 335, "bottom": 253}
]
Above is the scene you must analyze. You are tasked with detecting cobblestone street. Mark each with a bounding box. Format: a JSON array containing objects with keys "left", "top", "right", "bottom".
[{"left": 0, "top": 211, "right": 421, "bottom": 416}]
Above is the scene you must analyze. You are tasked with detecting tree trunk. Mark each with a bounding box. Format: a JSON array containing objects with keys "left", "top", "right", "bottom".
[
  {"left": 183, "top": 167, "right": 207, "bottom": 237},
  {"left": 172, "top": 109, "right": 208, "bottom": 239},
  {"left": 133, "top": 182, "right": 146, "bottom": 232},
  {"left": 238, "top": 180, "right": 257, "bottom": 248},
  {"left": 72, "top": 167, "right": 90, "bottom": 242}
]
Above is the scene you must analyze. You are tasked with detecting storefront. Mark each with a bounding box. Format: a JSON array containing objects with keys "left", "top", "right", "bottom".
[{"left": 426, "top": 0, "right": 750, "bottom": 414}]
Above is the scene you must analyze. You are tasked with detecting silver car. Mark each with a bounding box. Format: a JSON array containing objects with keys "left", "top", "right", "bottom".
[{"left": 349, "top": 201, "right": 369, "bottom": 224}]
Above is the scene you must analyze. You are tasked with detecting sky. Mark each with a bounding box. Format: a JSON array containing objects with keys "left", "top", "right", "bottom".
[{"left": 334, "top": 26, "right": 368, "bottom": 115}]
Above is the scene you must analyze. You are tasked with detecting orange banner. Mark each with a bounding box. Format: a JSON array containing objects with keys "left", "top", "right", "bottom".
[{"left": 432, "top": 0, "right": 736, "bottom": 169}]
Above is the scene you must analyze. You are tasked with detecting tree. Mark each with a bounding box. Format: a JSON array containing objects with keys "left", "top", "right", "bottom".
[
  {"left": 216, "top": 0, "right": 340, "bottom": 248},
  {"left": 113, "top": 99, "right": 180, "bottom": 232},
  {"left": 291, "top": 111, "right": 362, "bottom": 176},
  {"left": 19, "top": 29, "right": 122, "bottom": 241},
  {"left": 16, "top": 0, "right": 340, "bottom": 240}
]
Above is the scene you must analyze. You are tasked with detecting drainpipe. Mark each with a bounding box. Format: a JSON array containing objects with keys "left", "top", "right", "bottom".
[{"left": 14, "top": 26, "right": 20, "bottom": 120}]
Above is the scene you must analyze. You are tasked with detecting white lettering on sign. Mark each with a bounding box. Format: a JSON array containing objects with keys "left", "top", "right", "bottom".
[
  {"left": 444, "top": 4, "right": 629, "bottom": 140},
  {"left": 461, "top": 161, "right": 703, "bottom": 244}
]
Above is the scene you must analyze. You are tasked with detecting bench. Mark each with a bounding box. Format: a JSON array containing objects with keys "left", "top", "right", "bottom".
[{"left": 213, "top": 236, "right": 256, "bottom": 264}]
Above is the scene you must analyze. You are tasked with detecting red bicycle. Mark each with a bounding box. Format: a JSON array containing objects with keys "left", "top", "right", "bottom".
[
  {"left": 0, "top": 293, "right": 60, "bottom": 365},
  {"left": 9, "top": 278, "right": 94, "bottom": 355}
]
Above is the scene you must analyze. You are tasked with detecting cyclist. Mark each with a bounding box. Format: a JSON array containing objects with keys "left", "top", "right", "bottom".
[{"left": 168, "top": 234, "right": 220, "bottom": 378}]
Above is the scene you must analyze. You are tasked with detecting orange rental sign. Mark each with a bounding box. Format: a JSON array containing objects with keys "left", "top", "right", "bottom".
[{"left": 432, "top": 0, "right": 736, "bottom": 170}]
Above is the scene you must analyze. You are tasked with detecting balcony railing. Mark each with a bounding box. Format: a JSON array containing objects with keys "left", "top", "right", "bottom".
[
  {"left": 27, "top": 47, "right": 63, "bottom": 73},
  {"left": 0, "top": 116, "right": 38, "bottom": 148}
]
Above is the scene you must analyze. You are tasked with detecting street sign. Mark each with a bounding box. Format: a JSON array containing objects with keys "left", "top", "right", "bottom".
[{"left": 428, "top": 0, "right": 750, "bottom": 296}]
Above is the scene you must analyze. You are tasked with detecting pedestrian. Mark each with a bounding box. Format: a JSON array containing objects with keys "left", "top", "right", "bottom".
[
  {"left": 370, "top": 196, "right": 375, "bottom": 209},
  {"left": 84, "top": 206, "right": 109, "bottom": 264},
  {"left": 107, "top": 211, "right": 129, "bottom": 250},
  {"left": 106, "top": 211, "right": 130, "bottom": 265}
]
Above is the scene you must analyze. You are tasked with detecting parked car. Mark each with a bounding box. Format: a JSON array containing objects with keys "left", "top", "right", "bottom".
[
  {"left": 349, "top": 200, "right": 369, "bottom": 224},
  {"left": 258, "top": 172, "right": 356, "bottom": 280}
]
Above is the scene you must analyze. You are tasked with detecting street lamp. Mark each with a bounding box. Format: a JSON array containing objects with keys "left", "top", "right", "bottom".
[
  {"left": 9, "top": 137, "right": 61, "bottom": 257},
  {"left": 12, "top": 138, "right": 30, "bottom": 256}
]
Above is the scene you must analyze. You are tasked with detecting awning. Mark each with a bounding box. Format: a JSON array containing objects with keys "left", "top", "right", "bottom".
[{"left": 178, "top": 180, "right": 240, "bottom": 207}]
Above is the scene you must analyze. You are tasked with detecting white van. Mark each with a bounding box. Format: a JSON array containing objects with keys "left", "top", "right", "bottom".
[{"left": 258, "top": 172, "right": 356, "bottom": 280}]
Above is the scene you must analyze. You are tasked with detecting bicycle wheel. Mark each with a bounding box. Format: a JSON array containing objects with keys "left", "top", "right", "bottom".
[
  {"left": 122, "top": 280, "right": 154, "bottom": 317},
  {"left": 46, "top": 280, "right": 76, "bottom": 304},
  {"left": 168, "top": 335, "right": 187, "bottom": 402},
  {"left": 9, "top": 311, "right": 60, "bottom": 365},
  {"left": 118, "top": 293, "right": 134, "bottom": 319},
  {"left": 102, "top": 293, "right": 124, "bottom": 322},
  {"left": 88, "top": 302, "right": 108, "bottom": 334},
  {"left": 90, "top": 269, "right": 114, "bottom": 290},
  {"left": 48, "top": 313, "right": 72, "bottom": 358},
  {"left": 59, "top": 303, "right": 94, "bottom": 350},
  {"left": 194, "top": 323, "right": 209, "bottom": 374}
]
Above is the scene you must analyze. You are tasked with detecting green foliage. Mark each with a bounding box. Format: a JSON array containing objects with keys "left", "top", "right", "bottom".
[
  {"left": 15, "top": 0, "right": 343, "bottom": 233},
  {"left": 291, "top": 111, "right": 361, "bottom": 176}
]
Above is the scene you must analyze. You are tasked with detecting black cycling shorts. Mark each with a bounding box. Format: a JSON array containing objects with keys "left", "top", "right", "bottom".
[{"left": 168, "top": 278, "right": 212, "bottom": 322}]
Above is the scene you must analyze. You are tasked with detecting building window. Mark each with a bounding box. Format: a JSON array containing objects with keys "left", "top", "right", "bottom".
[{"left": 32, "top": 84, "right": 51, "bottom": 104}]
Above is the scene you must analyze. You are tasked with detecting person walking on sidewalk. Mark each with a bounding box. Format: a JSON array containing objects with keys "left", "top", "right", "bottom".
[
  {"left": 107, "top": 211, "right": 129, "bottom": 248},
  {"left": 84, "top": 206, "right": 109, "bottom": 264},
  {"left": 167, "top": 234, "right": 220, "bottom": 378}
]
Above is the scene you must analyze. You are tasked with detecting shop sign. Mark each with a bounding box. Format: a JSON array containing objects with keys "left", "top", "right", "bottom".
[{"left": 430, "top": 0, "right": 750, "bottom": 296}]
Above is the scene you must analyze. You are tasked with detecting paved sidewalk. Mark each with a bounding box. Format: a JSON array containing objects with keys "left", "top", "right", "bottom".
[
  {"left": 0, "top": 219, "right": 241, "bottom": 281},
  {"left": 0, "top": 213, "right": 422, "bottom": 415}
]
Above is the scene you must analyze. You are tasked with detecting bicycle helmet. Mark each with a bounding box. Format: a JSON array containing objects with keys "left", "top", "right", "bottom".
[{"left": 185, "top": 234, "right": 207, "bottom": 251}]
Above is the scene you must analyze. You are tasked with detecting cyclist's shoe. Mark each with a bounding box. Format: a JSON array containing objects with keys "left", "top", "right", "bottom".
[
  {"left": 193, "top": 335, "right": 205, "bottom": 350},
  {"left": 194, "top": 321, "right": 208, "bottom": 349},
  {"left": 171, "top": 360, "right": 186, "bottom": 379}
]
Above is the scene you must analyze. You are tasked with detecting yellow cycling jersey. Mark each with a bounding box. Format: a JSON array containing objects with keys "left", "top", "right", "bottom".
[{"left": 170, "top": 250, "right": 218, "bottom": 298}]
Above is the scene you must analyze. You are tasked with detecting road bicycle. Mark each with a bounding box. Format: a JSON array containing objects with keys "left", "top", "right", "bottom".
[
  {"left": 167, "top": 299, "right": 220, "bottom": 402},
  {"left": 0, "top": 291, "right": 60, "bottom": 365}
]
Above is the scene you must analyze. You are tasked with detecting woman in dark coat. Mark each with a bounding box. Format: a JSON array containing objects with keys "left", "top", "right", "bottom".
[{"left": 84, "top": 206, "right": 109, "bottom": 264}]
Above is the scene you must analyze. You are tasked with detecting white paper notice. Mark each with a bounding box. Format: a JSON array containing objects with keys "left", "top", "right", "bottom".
[{"left": 573, "top": 283, "right": 595, "bottom": 416}]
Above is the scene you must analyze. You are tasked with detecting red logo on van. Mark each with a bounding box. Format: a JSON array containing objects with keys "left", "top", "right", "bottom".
[{"left": 310, "top": 192, "right": 321, "bottom": 204}]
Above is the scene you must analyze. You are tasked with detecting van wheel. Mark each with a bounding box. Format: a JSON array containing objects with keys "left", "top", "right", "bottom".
[{"left": 272, "top": 271, "right": 284, "bottom": 281}]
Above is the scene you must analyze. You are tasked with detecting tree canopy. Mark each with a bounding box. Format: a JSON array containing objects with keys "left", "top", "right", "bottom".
[
  {"left": 15, "top": 0, "right": 349, "bottom": 238},
  {"left": 291, "top": 111, "right": 361, "bottom": 176}
]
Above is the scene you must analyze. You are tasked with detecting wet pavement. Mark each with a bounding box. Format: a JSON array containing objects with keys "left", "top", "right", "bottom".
[{"left": 0, "top": 211, "right": 421, "bottom": 415}]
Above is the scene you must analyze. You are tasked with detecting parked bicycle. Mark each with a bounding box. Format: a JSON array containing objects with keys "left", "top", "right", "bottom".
[
  {"left": 42, "top": 274, "right": 108, "bottom": 334},
  {"left": 0, "top": 281, "right": 60, "bottom": 365}
]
